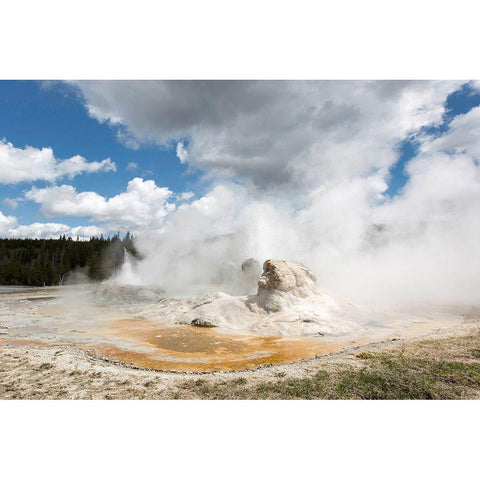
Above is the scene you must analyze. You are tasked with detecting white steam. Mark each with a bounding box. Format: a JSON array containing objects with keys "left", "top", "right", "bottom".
[
  {"left": 128, "top": 165, "right": 480, "bottom": 308},
  {"left": 114, "top": 248, "right": 142, "bottom": 286},
  {"left": 71, "top": 80, "right": 480, "bottom": 308}
]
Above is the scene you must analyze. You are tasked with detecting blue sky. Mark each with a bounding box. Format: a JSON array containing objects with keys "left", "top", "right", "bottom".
[
  {"left": 385, "top": 82, "right": 480, "bottom": 197},
  {"left": 0, "top": 80, "right": 479, "bottom": 238},
  {"left": 0, "top": 81, "right": 196, "bottom": 227}
]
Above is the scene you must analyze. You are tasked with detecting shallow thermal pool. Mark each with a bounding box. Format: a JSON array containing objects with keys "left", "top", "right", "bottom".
[{"left": 0, "top": 285, "right": 466, "bottom": 373}]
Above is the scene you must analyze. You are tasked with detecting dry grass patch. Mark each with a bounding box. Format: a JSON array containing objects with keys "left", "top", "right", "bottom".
[{"left": 175, "top": 331, "right": 480, "bottom": 399}]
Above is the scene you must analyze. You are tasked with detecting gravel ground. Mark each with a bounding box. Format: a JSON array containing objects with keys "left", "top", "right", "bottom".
[{"left": 1, "top": 318, "right": 478, "bottom": 399}]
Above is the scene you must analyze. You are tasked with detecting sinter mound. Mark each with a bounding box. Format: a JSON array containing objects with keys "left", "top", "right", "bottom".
[{"left": 138, "top": 259, "right": 363, "bottom": 336}]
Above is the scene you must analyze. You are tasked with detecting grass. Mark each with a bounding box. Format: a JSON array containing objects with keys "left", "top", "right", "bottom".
[
  {"left": 177, "top": 331, "right": 480, "bottom": 399},
  {"left": 471, "top": 349, "right": 480, "bottom": 359},
  {"left": 356, "top": 351, "right": 376, "bottom": 359}
]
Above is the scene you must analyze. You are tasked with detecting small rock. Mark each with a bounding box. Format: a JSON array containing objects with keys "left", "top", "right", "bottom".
[{"left": 191, "top": 318, "right": 217, "bottom": 328}]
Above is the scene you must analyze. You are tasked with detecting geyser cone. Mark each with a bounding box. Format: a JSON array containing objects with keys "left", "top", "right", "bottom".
[{"left": 138, "top": 259, "right": 364, "bottom": 337}]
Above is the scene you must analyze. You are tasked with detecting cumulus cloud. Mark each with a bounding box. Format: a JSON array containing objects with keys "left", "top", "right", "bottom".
[
  {"left": 126, "top": 162, "right": 139, "bottom": 171},
  {"left": 0, "top": 139, "right": 116, "bottom": 184},
  {"left": 2, "top": 197, "right": 20, "bottom": 209},
  {"left": 25, "top": 177, "right": 176, "bottom": 231},
  {"left": 74, "top": 80, "right": 461, "bottom": 190},
  {"left": 0, "top": 210, "right": 105, "bottom": 240},
  {"left": 0, "top": 210, "right": 17, "bottom": 232}
]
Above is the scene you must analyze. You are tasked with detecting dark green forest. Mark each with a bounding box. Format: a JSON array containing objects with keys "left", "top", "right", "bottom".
[{"left": 0, "top": 233, "right": 138, "bottom": 286}]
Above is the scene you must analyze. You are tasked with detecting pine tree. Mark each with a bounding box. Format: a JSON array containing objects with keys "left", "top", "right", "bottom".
[{"left": 0, "top": 236, "right": 140, "bottom": 286}]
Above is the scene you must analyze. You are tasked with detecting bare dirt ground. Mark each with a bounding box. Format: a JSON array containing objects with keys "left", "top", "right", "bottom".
[{"left": 1, "top": 318, "right": 479, "bottom": 399}]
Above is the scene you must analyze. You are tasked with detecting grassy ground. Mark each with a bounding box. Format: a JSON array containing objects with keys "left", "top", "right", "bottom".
[
  {"left": 176, "top": 330, "right": 480, "bottom": 399},
  {"left": 1, "top": 328, "right": 479, "bottom": 399}
]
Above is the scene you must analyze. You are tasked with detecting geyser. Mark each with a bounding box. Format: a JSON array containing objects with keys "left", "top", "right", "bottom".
[
  {"left": 249, "top": 259, "right": 320, "bottom": 312},
  {"left": 137, "top": 258, "right": 363, "bottom": 336}
]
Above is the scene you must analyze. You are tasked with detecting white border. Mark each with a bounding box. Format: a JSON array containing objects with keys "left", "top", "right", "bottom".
[
  {"left": 1, "top": 0, "right": 480, "bottom": 79},
  {"left": 1, "top": 400, "right": 479, "bottom": 479},
  {"left": 1, "top": 1, "right": 479, "bottom": 477}
]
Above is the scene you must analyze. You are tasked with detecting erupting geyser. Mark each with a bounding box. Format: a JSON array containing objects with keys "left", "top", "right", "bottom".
[{"left": 137, "top": 259, "right": 363, "bottom": 336}]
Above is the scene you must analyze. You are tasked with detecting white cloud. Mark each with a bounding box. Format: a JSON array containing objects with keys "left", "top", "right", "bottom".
[
  {"left": 74, "top": 80, "right": 461, "bottom": 190},
  {"left": 25, "top": 177, "right": 176, "bottom": 230},
  {"left": 176, "top": 141, "right": 188, "bottom": 163},
  {"left": 0, "top": 139, "right": 116, "bottom": 184},
  {"left": 177, "top": 191, "right": 194, "bottom": 202},
  {"left": 127, "top": 162, "right": 139, "bottom": 171},
  {"left": 0, "top": 210, "right": 105, "bottom": 239},
  {"left": 375, "top": 153, "right": 480, "bottom": 225},
  {"left": 116, "top": 129, "right": 140, "bottom": 150},
  {"left": 420, "top": 104, "right": 480, "bottom": 159},
  {"left": 70, "top": 225, "right": 106, "bottom": 238},
  {"left": 0, "top": 210, "right": 17, "bottom": 232},
  {"left": 2, "top": 197, "right": 20, "bottom": 209}
]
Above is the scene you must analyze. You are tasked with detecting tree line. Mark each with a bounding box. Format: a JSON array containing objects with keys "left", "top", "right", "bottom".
[{"left": 0, "top": 233, "right": 138, "bottom": 286}]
